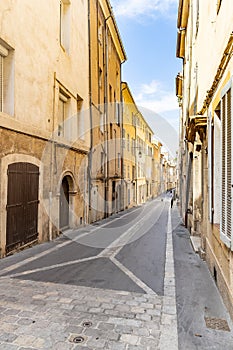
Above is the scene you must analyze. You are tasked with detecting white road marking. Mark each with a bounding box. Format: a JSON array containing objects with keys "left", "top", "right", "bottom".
[
  {"left": 99, "top": 200, "right": 164, "bottom": 258},
  {"left": 0, "top": 206, "right": 141, "bottom": 276},
  {"left": 159, "top": 203, "right": 179, "bottom": 350},
  {"left": 0, "top": 256, "right": 99, "bottom": 279},
  {"left": 110, "top": 257, "right": 157, "bottom": 295}
]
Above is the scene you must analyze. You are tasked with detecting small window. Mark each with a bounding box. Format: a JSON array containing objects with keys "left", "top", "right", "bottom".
[
  {"left": 98, "top": 22, "right": 103, "bottom": 45},
  {"left": 100, "top": 112, "right": 104, "bottom": 133},
  {"left": 115, "top": 102, "right": 121, "bottom": 124},
  {"left": 99, "top": 68, "right": 102, "bottom": 88},
  {"left": 60, "top": 0, "right": 71, "bottom": 53},
  {"left": 0, "top": 42, "right": 14, "bottom": 116},
  {"left": 110, "top": 123, "right": 113, "bottom": 139},
  {"left": 122, "top": 128, "right": 125, "bottom": 148},
  {"left": 58, "top": 89, "right": 70, "bottom": 138},
  {"left": 127, "top": 134, "right": 130, "bottom": 151},
  {"left": 101, "top": 152, "right": 104, "bottom": 173},
  {"left": 118, "top": 153, "right": 121, "bottom": 169}
]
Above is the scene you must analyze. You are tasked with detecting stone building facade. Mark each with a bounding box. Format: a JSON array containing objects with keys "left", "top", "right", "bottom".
[
  {"left": 88, "top": 0, "right": 126, "bottom": 222},
  {"left": 176, "top": 0, "right": 233, "bottom": 318},
  {"left": 0, "top": 0, "right": 90, "bottom": 257}
]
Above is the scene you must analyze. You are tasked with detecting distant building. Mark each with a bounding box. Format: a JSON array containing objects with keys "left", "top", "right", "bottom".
[
  {"left": 88, "top": 0, "right": 126, "bottom": 221},
  {"left": 152, "top": 140, "right": 163, "bottom": 198}
]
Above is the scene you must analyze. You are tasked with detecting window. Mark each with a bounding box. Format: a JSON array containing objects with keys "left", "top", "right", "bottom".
[
  {"left": 127, "top": 134, "right": 130, "bottom": 151},
  {"left": 58, "top": 89, "right": 70, "bottom": 138},
  {"left": 122, "top": 128, "right": 125, "bottom": 148},
  {"left": 98, "top": 22, "right": 103, "bottom": 45},
  {"left": 101, "top": 152, "right": 104, "bottom": 173},
  {"left": 115, "top": 102, "right": 120, "bottom": 125},
  {"left": 60, "top": 0, "right": 71, "bottom": 53},
  {"left": 209, "top": 105, "right": 221, "bottom": 225},
  {"left": 100, "top": 112, "right": 104, "bottom": 133},
  {"left": 109, "top": 84, "right": 112, "bottom": 103},
  {"left": 220, "top": 86, "right": 232, "bottom": 248},
  {"left": 110, "top": 123, "right": 113, "bottom": 139},
  {"left": 0, "top": 42, "right": 14, "bottom": 115},
  {"left": 118, "top": 153, "right": 121, "bottom": 169},
  {"left": 132, "top": 166, "right": 135, "bottom": 180},
  {"left": 99, "top": 68, "right": 102, "bottom": 89}
]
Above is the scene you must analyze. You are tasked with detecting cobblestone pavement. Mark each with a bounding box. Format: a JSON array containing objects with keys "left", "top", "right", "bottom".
[
  {"left": 0, "top": 278, "right": 176, "bottom": 350},
  {"left": 0, "top": 201, "right": 178, "bottom": 349}
]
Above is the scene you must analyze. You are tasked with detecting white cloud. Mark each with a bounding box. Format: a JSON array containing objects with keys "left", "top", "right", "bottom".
[
  {"left": 111, "top": 0, "right": 178, "bottom": 19},
  {"left": 141, "top": 80, "right": 161, "bottom": 95},
  {"left": 135, "top": 80, "right": 178, "bottom": 114}
]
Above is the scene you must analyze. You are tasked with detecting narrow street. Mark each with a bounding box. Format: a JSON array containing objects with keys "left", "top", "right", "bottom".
[{"left": 0, "top": 194, "right": 232, "bottom": 349}]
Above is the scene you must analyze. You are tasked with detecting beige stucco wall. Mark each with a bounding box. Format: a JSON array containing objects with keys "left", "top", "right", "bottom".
[
  {"left": 179, "top": 0, "right": 233, "bottom": 319},
  {"left": 0, "top": 0, "right": 90, "bottom": 256},
  {"left": 0, "top": 0, "right": 89, "bottom": 145}
]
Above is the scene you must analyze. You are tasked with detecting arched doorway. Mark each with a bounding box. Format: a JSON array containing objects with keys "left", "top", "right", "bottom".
[{"left": 59, "top": 176, "right": 70, "bottom": 230}]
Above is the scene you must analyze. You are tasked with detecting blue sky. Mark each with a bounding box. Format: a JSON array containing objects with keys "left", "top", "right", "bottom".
[{"left": 111, "top": 0, "right": 181, "bottom": 156}]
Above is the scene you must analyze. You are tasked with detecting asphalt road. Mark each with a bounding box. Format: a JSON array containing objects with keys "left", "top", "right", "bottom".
[{"left": 0, "top": 195, "right": 169, "bottom": 296}]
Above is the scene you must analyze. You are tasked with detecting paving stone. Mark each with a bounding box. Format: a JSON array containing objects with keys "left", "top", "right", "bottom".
[
  {"left": 0, "top": 344, "right": 18, "bottom": 350},
  {"left": 13, "top": 334, "right": 37, "bottom": 347},
  {"left": 3, "top": 309, "right": 20, "bottom": 316},
  {"left": 130, "top": 307, "right": 145, "bottom": 314},
  {"left": 135, "top": 313, "right": 152, "bottom": 321},
  {"left": 0, "top": 333, "right": 18, "bottom": 343},
  {"left": 120, "top": 334, "right": 140, "bottom": 345},
  {"left": 97, "top": 322, "right": 115, "bottom": 331},
  {"left": 86, "top": 337, "right": 107, "bottom": 348},
  {"left": 140, "top": 336, "right": 159, "bottom": 346},
  {"left": 127, "top": 346, "right": 148, "bottom": 350},
  {"left": 105, "top": 341, "right": 127, "bottom": 349}
]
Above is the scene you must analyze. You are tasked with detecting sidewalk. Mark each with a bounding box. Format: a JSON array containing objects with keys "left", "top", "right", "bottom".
[{"left": 171, "top": 203, "right": 233, "bottom": 350}]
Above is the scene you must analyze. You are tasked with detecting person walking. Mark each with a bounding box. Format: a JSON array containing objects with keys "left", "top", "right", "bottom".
[{"left": 170, "top": 191, "right": 173, "bottom": 208}]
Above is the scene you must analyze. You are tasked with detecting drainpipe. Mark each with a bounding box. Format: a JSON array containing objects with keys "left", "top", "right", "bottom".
[
  {"left": 185, "top": 0, "right": 194, "bottom": 224},
  {"left": 48, "top": 72, "right": 57, "bottom": 241},
  {"left": 88, "top": 0, "right": 93, "bottom": 224},
  {"left": 121, "top": 84, "right": 127, "bottom": 210},
  {"left": 103, "top": 15, "right": 111, "bottom": 217}
]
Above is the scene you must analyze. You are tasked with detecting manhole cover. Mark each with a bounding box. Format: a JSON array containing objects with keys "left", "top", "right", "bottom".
[
  {"left": 204, "top": 317, "right": 230, "bottom": 331},
  {"left": 82, "top": 321, "right": 92, "bottom": 328},
  {"left": 72, "top": 336, "right": 85, "bottom": 344}
]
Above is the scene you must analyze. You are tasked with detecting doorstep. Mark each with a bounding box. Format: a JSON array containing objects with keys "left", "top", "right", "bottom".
[{"left": 190, "top": 235, "right": 201, "bottom": 253}]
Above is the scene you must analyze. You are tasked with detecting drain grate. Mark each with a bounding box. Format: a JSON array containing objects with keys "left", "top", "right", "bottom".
[
  {"left": 72, "top": 336, "right": 85, "bottom": 344},
  {"left": 204, "top": 317, "right": 230, "bottom": 331},
  {"left": 82, "top": 321, "right": 93, "bottom": 328}
]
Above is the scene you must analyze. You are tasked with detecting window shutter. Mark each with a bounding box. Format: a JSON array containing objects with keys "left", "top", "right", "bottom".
[
  {"left": 226, "top": 89, "right": 232, "bottom": 240},
  {"left": 220, "top": 88, "right": 232, "bottom": 248},
  {"left": 208, "top": 112, "right": 214, "bottom": 223}
]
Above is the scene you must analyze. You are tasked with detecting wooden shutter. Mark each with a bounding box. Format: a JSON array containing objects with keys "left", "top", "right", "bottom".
[
  {"left": 226, "top": 90, "right": 232, "bottom": 240},
  {"left": 220, "top": 88, "right": 232, "bottom": 248},
  {"left": 208, "top": 112, "right": 213, "bottom": 223}
]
